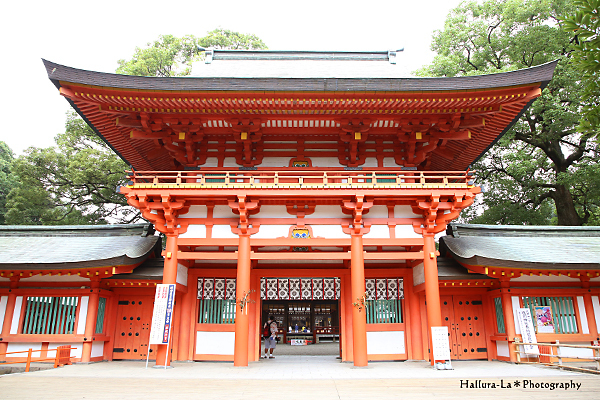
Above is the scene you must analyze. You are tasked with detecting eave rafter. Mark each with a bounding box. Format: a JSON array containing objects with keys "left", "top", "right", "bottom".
[
  {"left": 56, "top": 82, "right": 544, "bottom": 170},
  {"left": 464, "top": 264, "right": 600, "bottom": 280}
]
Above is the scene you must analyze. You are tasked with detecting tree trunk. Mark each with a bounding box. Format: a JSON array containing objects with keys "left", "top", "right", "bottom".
[{"left": 553, "top": 184, "right": 581, "bottom": 226}]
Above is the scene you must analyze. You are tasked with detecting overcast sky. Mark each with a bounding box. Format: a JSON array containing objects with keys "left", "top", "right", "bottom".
[{"left": 1, "top": 0, "right": 462, "bottom": 155}]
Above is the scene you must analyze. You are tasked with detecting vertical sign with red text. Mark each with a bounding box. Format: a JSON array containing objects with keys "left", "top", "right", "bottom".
[{"left": 149, "top": 284, "right": 176, "bottom": 344}]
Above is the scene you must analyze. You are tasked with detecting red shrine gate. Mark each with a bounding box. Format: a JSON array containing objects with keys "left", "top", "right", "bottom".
[{"left": 4, "top": 52, "right": 558, "bottom": 367}]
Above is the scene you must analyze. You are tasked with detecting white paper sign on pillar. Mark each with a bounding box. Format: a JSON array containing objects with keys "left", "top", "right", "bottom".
[
  {"left": 431, "top": 326, "right": 451, "bottom": 362},
  {"left": 149, "top": 284, "right": 176, "bottom": 345},
  {"left": 516, "top": 308, "right": 539, "bottom": 355}
]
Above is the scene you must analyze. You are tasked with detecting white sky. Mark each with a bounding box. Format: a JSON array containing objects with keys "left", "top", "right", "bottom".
[{"left": 1, "top": 0, "right": 462, "bottom": 155}]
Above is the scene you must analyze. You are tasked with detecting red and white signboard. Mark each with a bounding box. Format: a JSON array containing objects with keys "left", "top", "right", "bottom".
[
  {"left": 149, "top": 284, "right": 176, "bottom": 344},
  {"left": 146, "top": 284, "right": 176, "bottom": 368}
]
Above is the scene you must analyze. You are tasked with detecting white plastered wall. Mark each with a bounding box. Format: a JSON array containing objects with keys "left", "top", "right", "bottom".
[
  {"left": 577, "top": 296, "right": 590, "bottom": 334},
  {"left": 203, "top": 157, "right": 219, "bottom": 167},
  {"left": 48, "top": 343, "right": 83, "bottom": 359},
  {"left": 213, "top": 205, "right": 236, "bottom": 218},
  {"left": 179, "top": 225, "right": 207, "bottom": 239},
  {"left": 395, "top": 225, "right": 422, "bottom": 239},
  {"left": 177, "top": 264, "right": 188, "bottom": 287},
  {"left": 394, "top": 205, "right": 420, "bottom": 218},
  {"left": 311, "top": 225, "right": 348, "bottom": 239},
  {"left": 413, "top": 263, "right": 424, "bottom": 286},
  {"left": 310, "top": 157, "right": 343, "bottom": 168},
  {"left": 10, "top": 297, "right": 23, "bottom": 334},
  {"left": 212, "top": 225, "right": 238, "bottom": 238},
  {"left": 253, "top": 225, "right": 293, "bottom": 239},
  {"left": 257, "top": 205, "right": 294, "bottom": 218},
  {"left": 592, "top": 296, "right": 600, "bottom": 331},
  {"left": 180, "top": 205, "right": 208, "bottom": 218},
  {"left": 365, "top": 205, "right": 389, "bottom": 218},
  {"left": 363, "top": 225, "right": 390, "bottom": 239},
  {"left": 496, "top": 341, "right": 510, "bottom": 358},
  {"left": 196, "top": 331, "right": 235, "bottom": 355},
  {"left": 367, "top": 331, "right": 405, "bottom": 354},
  {"left": 0, "top": 296, "right": 7, "bottom": 329},
  {"left": 311, "top": 205, "right": 347, "bottom": 219},
  {"left": 223, "top": 157, "right": 238, "bottom": 167},
  {"left": 6, "top": 343, "right": 42, "bottom": 357},
  {"left": 91, "top": 342, "right": 105, "bottom": 358},
  {"left": 76, "top": 297, "right": 89, "bottom": 335}
]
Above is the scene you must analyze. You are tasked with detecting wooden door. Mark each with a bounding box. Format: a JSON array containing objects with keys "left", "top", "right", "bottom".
[
  {"left": 452, "top": 296, "right": 487, "bottom": 359},
  {"left": 112, "top": 295, "right": 154, "bottom": 360},
  {"left": 440, "top": 295, "right": 488, "bottom": 360},
  {"left": 440, "top": 296, "right": 459, "bottom": 358}
]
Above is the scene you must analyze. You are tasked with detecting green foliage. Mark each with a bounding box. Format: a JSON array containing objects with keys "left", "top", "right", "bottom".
[
  {"left": 0, "top": 142, "right": 19, "bottom": 224},
  {"left": 116, "top": 29, "right": 267, "bottom": 77},
  {"left": 5, "top": 113, "right": 138, "bottom": 225},
  {"left": 418, "top": 0, "right": 600, "bottom": 226},
  {"left": 561, "top": 0, "right": 600, "bottom": 138}
]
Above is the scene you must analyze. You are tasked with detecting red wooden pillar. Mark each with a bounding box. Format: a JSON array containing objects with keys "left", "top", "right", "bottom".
[
  {"left": 234, "top": 233, "right": 251, "bottom": 367},
  {"left": 350, "top": 232, "right": 368, "bottom": 367},
  {"left": 81, "top": 279, "right": 101, "bottom": 363},
  {"left": 0, "top": 278, "right": 19, "bottom": 362},
  {"left": 406, "top": 274, "right": 424, "bottom": 360},
  {"left": 499, "top": 281, "right": 518, "bottom": 362},
  {"left": 155, "top": 234, "right": 178, "bottom": 367},
  {"left": 423, "top": 233, "right": 442, "bottom": 363},
  {"left": 581, "top": 279, "right": 599, "bottom": 339},
  {"left": 177, "top": 271, "right": 194, "bottom": 361}
]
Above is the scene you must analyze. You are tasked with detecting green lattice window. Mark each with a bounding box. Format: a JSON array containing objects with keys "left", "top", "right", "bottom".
[
  {"left": 198, "top": 299, "right": 236, "bottom": 324},
  {"left": 205, "top": 173, "right": 225, "bottom": 183},
  {"left": 376, "top": 173, "right": 396, "bottom": 183},
  {"left": 522, "top": 296, "right": 578, "bottom": 334},
  {"left": 494, "top": 298, "right": 506, "bottom": 334},
  {"left": 95, "top": 297, "right": 107, "bottom": 334},
  {"left": 366, "top": 299, "right": 403, "bottom": 324},
  {"left": 22, "top": 296, "right": 79, "bottom": 334}
]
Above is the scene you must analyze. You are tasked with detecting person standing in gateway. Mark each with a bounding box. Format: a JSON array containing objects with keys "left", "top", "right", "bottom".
[{"left": 263, "top": 315, "right": 278, "bottom": 359}]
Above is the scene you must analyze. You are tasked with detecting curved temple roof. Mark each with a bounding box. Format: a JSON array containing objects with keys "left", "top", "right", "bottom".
[
  {"left": 440, "top": 224, "right": 600, "bottom": 271},
  {"left": 0, "top": 223, "right": 160, "bottom": 270},
  {"left": 43, "top": 59, "right": 558, "bottom": 171}
]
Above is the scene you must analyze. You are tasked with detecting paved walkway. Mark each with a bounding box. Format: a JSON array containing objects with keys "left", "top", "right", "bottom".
[{"left": 1, "top": 357, "right": 598, "bottom": 399}]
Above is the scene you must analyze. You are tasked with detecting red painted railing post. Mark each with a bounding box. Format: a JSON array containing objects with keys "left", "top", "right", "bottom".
[{"left": 25, "top": 348, "right": 32, "bottom": 372}]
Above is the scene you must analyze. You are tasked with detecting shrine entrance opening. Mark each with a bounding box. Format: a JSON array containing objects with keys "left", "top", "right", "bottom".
[{"left": 261, "top": 277, "right": 342, "bottom": 356}]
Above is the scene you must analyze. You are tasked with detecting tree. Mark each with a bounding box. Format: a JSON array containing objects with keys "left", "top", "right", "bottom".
[
  {"left": 562, "top": 0, "right": 600, "bottom": 138},
  {"left": 0, "top": 142, "right": 19, "bottom": 224},
  {"left": 116, "top": 29, "right": 267, "bottom": 77},
  {"left": 418, "top": 0, "right": 600, "bottom": 226},
  {"left": 5, "top": 113, "right": 137, "bottom": 225}
]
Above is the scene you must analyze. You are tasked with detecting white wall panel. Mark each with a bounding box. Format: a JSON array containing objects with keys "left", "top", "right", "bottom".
[
  {"left": 179, "top": 225, "right": 207, "bottom": 239},
  {"left": 577, "top": 296, "right": 589, "bottom": 334},
  {"left": 395, "top": 225, "right": 422, "bottom": 239},
  {"left": 10, "top": 297, "right": 23, "bottom": 334},
  {"left": 512, "top": 296, "right": 521, "bottom": 334},
  {"left": 0, "top": 296, "right": 7, "bottom": 329},
  {"left": 311, "top": 205, "right": 347, "bottom": 219},
  {"left": 212, "top": 225, "right": 238, "bottom": 238},
  {"left": 177, "top": 264, "right": 188, "bottom": 287},
  {"left": 223, "top": 157, "right": 238, "bottom": 167},
  {"left": 259, "top": 157, "right": 292, "bottom": 167},
  {"left": 213, "top": 205, "right": 236, "bottom": 218},
  {"left": 363, "top": 225, "right": 390, "bottom": 239},
  {"left": 77, "top": 296, "right": 89, "bottom": 335},
  {"left": 383, "top": 158, "right": 399, "bottom": 167},
  {"left": 196, "top": 331, "right": 235, "bottom": 355},
  {"left": 180, "top": 205, "right": 207, "bottom": 218},
  {"left": 311, "top": 225, "right": 348, "bottom": 239},
  {"left": 202, "top": 157, "right": 219, "bottom": 167},
  {"left": 496, "top": 341, "right": 510, "bottom": 357},
  {"left": 310, "top": 157, "right": 343, "bottom": 168},
  {"left": 258, "top": 205, "right": 294, "bottom": 218},
  {"left": 367, "top": 331, "right": 405, "bottom": 354},
  {"left": 48, "top": 342, "right": 83, "bottom": 359},
  {"left": 361, "top": 158, "right": 378, "bottom": 167},
  {"left": 252, "top": 225, "right": 292, "bottom": 239},
  {"left": 413, "top": 263, "right": 424, "bottom": 286},
  {"left": 394, "top": 205, "right": 420, "bottom": 218},
  {"left": 91, "top": 342, "right": 104, "bottom": 358},
  {"left": 6, "top": 343, "right": 42, "bottom": 358},
  {"left": 592, "top": 296, "right": 600, "bottom": 332},
  {"left": 365, "top": 205, "right": 389, "bottom": 218}
]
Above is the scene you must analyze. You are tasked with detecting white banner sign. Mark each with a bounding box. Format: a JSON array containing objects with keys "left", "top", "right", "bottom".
[
  {"left": 516, "top": 308, "right": 539, "bottom": 355},
  {"left": 431, "top": 326, "right": 451, "bottom": 361},
  {"left": 149, "top": 284, "right": 176, "bottom": 345}
]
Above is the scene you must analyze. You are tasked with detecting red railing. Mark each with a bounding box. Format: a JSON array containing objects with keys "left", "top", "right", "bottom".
[
  {"left": 126, "top": 169, "right": 475, "bottom": 189},
  {"left": 0, "top": 346, "right": 73, "bottom": 372}
]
